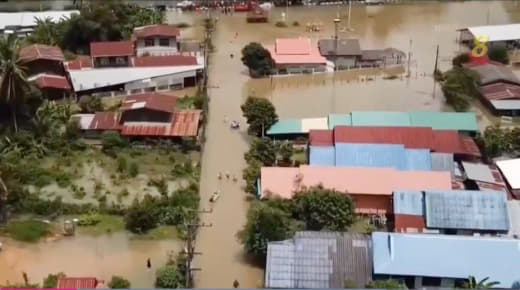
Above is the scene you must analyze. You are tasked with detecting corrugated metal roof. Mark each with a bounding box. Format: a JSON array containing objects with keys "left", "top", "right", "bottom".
[
  {"left": 432, "top": 130, "right": 481, "bottom": 156},
  {"left": 33, "top": 74, "right": 71, "bottom": 90},
  {"left": 57, "top": 277, "right": 98, "bottom": 288},
  {"left": 496, "top": 158, "right": 520, "bottom": 189},
  {"left": 490, "top": 100, "right": 520, "bottom": 110},
  {"left": 405, "top": 149, "right": 432, "bottom": 171},
  {"left": 393, "top": 191, "right": 424, "bottom": 215},
  {"left": 309, "top": 146, "right": 335, "bottom": 166},
  {"left": 267, "top": 38, "right": 327, "bottom": 65},
  {"left": 328, "top": 113, "right": 352, "bottom": 129},
  {"left": 372, "top": 232, "right": 520, "bottom": 287},
  {"left": 90, "top": 41, "right": 134, "bottom": 57},
  {"left": 467, "top": 24, "right": 520, "bottom": 42},
  {"left": 424, "top": 190, "right": 510, "bottom": 231},
  {"left": 318, "top": 39, "right": 362, "bottom": 56},
  {"left": 334, "top": 126, "right": 434, "bottom": 149},
  {"left": 89, "top": 112, "right": 121, "bottom": 130},
  {"left": 309, "top": 130, "right": 334, "bottom": 146},
  {"left": 19, "top": 44, "right": 64, "bottom": 63},
  {"left": 480, "top": 82, "right": 520, "bottom": 100},
  {"left": 0, "top": 10, "right": 79, "bottom": 30},
  {"left": 267, "top": 119, "right": 302, "bottom": 135},
  {"left": 265, "top": 231, "right": 372, "bottom": 288},
  {"left": 351, "top": 111, "right": 411, "bottom": 127},
  {"left": 462, "top": 162, "right": 504, "bottom": 184},
  {"left": 408, "top": 111, "right": 479, "bottom": 132},
  {"left": 469, "top": 63, "right": 520, "bottom": 86},
  {"left": 335, "top": 143, "right": 408, "bottom": 170},
  {"left": 431, "top": 153, "right": 455, "bottom": 177},
  {"left": 121, "top": 109, "right": 201, "bottom": 137},
  {"left": 134, "top": 24, "right": 180, "bottom": 38},
  {"left": 121, "top": 92, "right": 177, "bottom": 113}
]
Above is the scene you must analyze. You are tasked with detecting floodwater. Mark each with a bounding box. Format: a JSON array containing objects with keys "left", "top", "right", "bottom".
[{"left": 0, "top": 232, "right": 183, "bottom": 287}]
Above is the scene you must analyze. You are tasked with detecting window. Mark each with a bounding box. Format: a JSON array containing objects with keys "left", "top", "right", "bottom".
[
  {"left": 144, "top": 38, "right": 154, "bottom": 47},
  {"left": 159, "top": 38, "right": 170, "bottom": 46},
  {"left": 116, "top": 57, "right": 126, "bottom": 65},
  {"left": 99, "top": 57, "right": 109, "bottom": 65}
]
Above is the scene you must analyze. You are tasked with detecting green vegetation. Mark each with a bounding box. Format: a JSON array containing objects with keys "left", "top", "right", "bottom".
[
  {"left": 155, "top": 263, "right": 185, "bottom": 288},
  {"left": 174, "top": 22, "right": 191, "bottom": 28},
  {"left": 366, "top": 279, "right": 407, "bottom": 289},
  {"left": 462, "top": 276, "right": 499, "bottom": 289},
  {"left": 245, "top": 137, "right": 277, "bottom": 166},
  {"left": 241, "top": 96, "right": 278, "bottom": 136},
  {"left": 43, "top": 273, "right": 65, "bottom": 288},
  {"left": 241, "top": 187, "right": 355, "bottom": 258},
  {"left": 452, "top": 52, "right": 470, "bottom": 67},
  {"left": 440, "top": 67, "right": 480, "bottom": 112},
  {"left": 108, "top": 276, "right": 131, "bottom": 289},
  {"left": 27, "top": 1, "right": 163, "bottom": 54},
  {"left": 241, "top": 42, "right": 274, "bottom": 77},
  {"left": 478, "top": 125, "right": 520, "bottom": 159},
  {"left": 292, "top": 21, "right": 300, "bottom": 26},
  {"left": 76, "top": 214, "right": 125, "bottom": 236},
  {"left": 132, "top": 226, "right": 178, "bottom": 240},
  {"left": 488, "top": 47, "right": 509, "bottom": 64},
  {"left": 5, "top": 220, "right": 51, "bottom": 242},
  {"left": 275, "top": 21, "right": 288, "bottom": 28},
  {"left": 101, "top": 131, "right": 128, "bottom": 155},
  {"left": 78, "top": 95, "right": 103, "bottom": 113}
]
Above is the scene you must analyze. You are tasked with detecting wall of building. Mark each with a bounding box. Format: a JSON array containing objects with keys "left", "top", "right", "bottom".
[
  {"left": 93, "top": 56, "right": 130, "bottom": 68},
  {"left": 122, "top": 109, "right": 171, "bottom": 123},
  {"left": 351, "top": 194, "right": 391, "bottom": 215},
  {"left": 136, "top": 37, "right": 178, "bottom": 56},
  {"left": 274, "top": 64, "right": 327, "bottom": 74},
  {"left": 124, "top": 69, "right": 197, "bottom": 92},
  {"left": 328, "top": 56, "right": 358, "bottom": 70},
  {"left": 25, "top": 59, "right": 65, "bottom": 76}
]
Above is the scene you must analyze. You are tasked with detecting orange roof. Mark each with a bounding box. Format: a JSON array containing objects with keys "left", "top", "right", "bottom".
[
  {"left": 19, "top": 44, "right": 64, "bottom": 63},
  {"left": 89, "top": 111, "right": 121, "bottom": 130},
  {"left": 266, "top": 37, "right": 326, "bottom": 65},
  {"left": 57, "top": 277, "right": 98, "bottom": 288},
  {"left": 121, "top": 92, "right": 177, "bottom": 113},
  {"left": 260, "top": 165, "right": 452, "bottom": 199},
  {"left": 33, "top": 74, "right": 71, "bottom": 90},
  {"left": 134, "top": 24, "right": 180, "bottom": 38},
  {"left": 66, "top": 56, "right": 92, "bottom": 70},
  {"left": 90, "top": 41, "right": 134, "bottom": 57},
  {"left": 121, "top": 109, "right": 201, "bottom": 137}
]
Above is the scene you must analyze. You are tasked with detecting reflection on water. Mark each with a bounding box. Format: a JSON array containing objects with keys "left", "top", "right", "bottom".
[{"left": 0, "top": 232, "right": 182, "bottom": 287}]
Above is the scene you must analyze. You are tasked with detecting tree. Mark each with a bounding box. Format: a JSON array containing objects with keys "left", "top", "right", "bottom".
[
  {"left": 155, "top": 265, "right": 184, "bottom": 288},
  {"left": 366, "top": 279, "right": 406, "bottom": 289},
  {"left": 462, "top": 276, "right": 499, "bottom": 289},
  {"left": 108, "top": 276, "right": 131, "bottom": 289},
  {"left": 440, "top": 67, "right": 480, "bottom": 112},
  {"left": 124, "top": 197, "right": 159, "bottom": 233},
  {"left": 0, "top": 34, "right": 30, "bottom": 132},
  {"left": 277, "top": 141, "right": 294, "bottom": 164},
  {"left": 101, "top": 131, "right": 128, "bottom": 153},
  {"left": 78, "top": 95, "right": 103, "bottom": 113},
  {"left": 291, "top": 186, "right": 355, "bottom": 231},
  {"left": 243, "top": 159, "right": 262, "bottom": 195},
  {"left": 479, "top": 125, "right": 512, "bottom": 158},
  {"left": 241, "top": 42, "right": 274, "bottom": 77},
  {"left": 241, "top": 96, "right": 278, "bottom": 136},
  {"left": 42, "top": 273, "right": 65, "bottom": 288},
  {"left": 240, "top": 201, "right": 302, "bottom": 258},
  {"left": 245, "top": 137, "right": 277, "bottom": 166},
  {"left": 27, "top": 18, "right": 63, "bottom": 46},
  {"left": 488, "top": 47, "right": 509, "bottom": 64},
  {"left": 452, "top": 52, "right": 470, "bottom": 67}
]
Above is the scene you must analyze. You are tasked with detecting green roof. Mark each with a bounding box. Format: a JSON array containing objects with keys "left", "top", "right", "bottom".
[
  {"left": 351, "top": 111, "right": 411, "bottom": 127},
  {"left": 328, "top": 114, "right": 352, "bottom": 129},
  {"left": 409, "top": 111, "right": 479, "bottom": 132},
  {"left": 267, "top": 119, "right": 302, "bottom": 135}
]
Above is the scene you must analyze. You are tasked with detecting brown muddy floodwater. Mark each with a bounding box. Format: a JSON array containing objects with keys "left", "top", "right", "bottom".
[{"left": 0, "top": 233, "right": 182, "bottom": 287}]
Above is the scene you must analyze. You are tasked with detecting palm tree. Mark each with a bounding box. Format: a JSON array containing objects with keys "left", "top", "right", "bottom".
[
  {"left": 27, "top": 17, "right": 61, "bottom": 46},
  {"left": 462, "top": 276, "right": 500, "bottom": 289},
  {"left": 0, "top": 34, "right": 30, "bottom": 132}
]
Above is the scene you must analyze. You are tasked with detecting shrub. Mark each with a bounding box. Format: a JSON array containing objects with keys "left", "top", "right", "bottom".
[
  {"left": 77, "top": 213, "right": 102, "bottom": 226},
  {"left": 108, "top": 276, "right": 131, "bottom": 289},
  {"left": 488, "top": 47, "right": 509, "bottom": 64},
  {"left": 78, "top": 95, "right": 103, "bottom": 113},
  {"left": 452, "top": 52, "right": 470, "bottom": 67},
  {"left": 43, "top": 273, "right": 65, "bottom": 288},
  {"left": 6, "top": 220, "right": 51, "bottom": 242},
  {"left": 101, "top": 131, "right": 128, "bottom": 153},
  {"left": 366, "top": 279, "right": 406, "bottom": 289},
  {"left": 155, "top": 265, "right": 184, "bottom": 288},
  {"left": 117, "top": 156, "right": 128, "bottom": 173},
  {"left": 275, "top": 21, "right": 288, "bottom": 27},
  {"left": 125, "top": 198, "right": 159, "bottom": 233},
  {"left": 129, "top": 162, "right": 139, "bottom": 177}
]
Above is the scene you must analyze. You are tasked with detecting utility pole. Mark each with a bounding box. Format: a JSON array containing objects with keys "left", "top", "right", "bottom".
[
  {"left": 286, "top": 0, "right": 289, "bottom": 23},
  {"left": 432, "top": 44, "right": 439, "bottom": 99},
  {"left": 184, "top": 208, "right": 212, "bottom": 288},
  {"left": 347, "top": 0, "right": 352, "bottom": 30},
  {"left": 406, "top": 38, "right": 412, "bottom": 78}
]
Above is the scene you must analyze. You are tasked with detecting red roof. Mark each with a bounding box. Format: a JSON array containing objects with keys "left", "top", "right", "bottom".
[
  {"left": 480, "top": 82, "right": 520, "bottom": 100},
  {"left": 90, "top": 41, "right": 134, "bottom": 57},
  {"left": 394, "top": 214, "right": 425, "bottom": 233},
  {"left": 334, "top": 126, "right": 434, "bottom": 149},
  {"left": 57, "top": 277, "right": 98, "bottom": 288},
  {"left": 133, "top": 55, "right": 198, "bottom": 67},
  {"left": 19, "top": 44, "right": 65, "bottom": 63},
  {"left": 34, "top": 74, "right": 71, "bottom": 90},
  {"left": 432, "top": 130, "right": 481, "bottom": 156},
  {"left": 121, "top": 93, "right": 178, "bottom": 113},
  {"left": 121, "top": 109, "right": 201, "bottom": 137},
  {"left": 89, "top": 112, "right": 121, "bottom": 130},
  {"left": 309, "top": 129, "right": 334, "bottom": 146},
  {"left": 66, "top": 56, "right": 92, "bottom": 70},
  {"left": 134, "top": 24, "right": 180, "bottom": 38}
]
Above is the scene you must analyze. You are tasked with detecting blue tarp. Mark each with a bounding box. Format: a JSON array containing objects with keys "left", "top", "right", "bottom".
[{"left": 309, "top": 146, "right": 335, "bottom": 166}]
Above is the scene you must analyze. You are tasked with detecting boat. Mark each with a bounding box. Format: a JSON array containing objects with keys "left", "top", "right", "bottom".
[{"left": 209, "top": 191, "right": 221, "bottom": 202}]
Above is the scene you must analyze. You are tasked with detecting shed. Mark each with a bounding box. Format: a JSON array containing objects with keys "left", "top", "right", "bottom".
[
  {"left": 267, "top": 119, "right": 302, "bottom": 135},
  {"left": 265, "top": 231, "right": 373, "bottom": 288},
  {"left": 309, "top": 146, "right": 335, "bottom": 166}
]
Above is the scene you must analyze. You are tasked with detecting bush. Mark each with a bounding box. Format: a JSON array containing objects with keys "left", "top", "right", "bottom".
[
  {"left": 6, "top": 220, "right": 51, "bottom": 242},
  {"left": 117, "top": 156, "right": 128, "bottom": 173},
  {"left": 155, "top": 265, "right": 184, "bottom": 288},
  {"left": 77, "top": 213, "right": 102, "bottom": 226},
  {"left": 366, "top": 279, "right": 406, "bottom": 289},
  {"left": 102, "top": 131, "right": 128, "bottom": 153},
  {"left": 440, "top": 67, "right": 480, "bottom": 112},
  {"left": 125, "top": 197, "right": 159, "bottom": 233},
  {"left": 129, "top": 162, "right": 139, "bottom": 177},
  {"left": 275, "top": 21, "right": 288, "bottom": 27},
  {"left": 241, "top": 96, "right": 278, "bottom": 136},
  {"left": 452, "top": 52, "right": 470, "bottom": 67},
  {"left": 245, "top": 137, "right": 277, "bottom": 166},
  {"left": 78, "top": 95, "right": 103, "bottom": 113},
  {"left": 488, "top": 47, "right": 509, "bottom": 64},
  {"left": 241, "top": 42, "right": 274, "bottom": 77},
  {"left": 108, "top": 276, "right": 131, "bottom": 289},
  {"left": 43, "top": 273, "right": 65, "bottom": 288},
  {"left": 292, "top": 21, "right": 300, "bottom": 26}
]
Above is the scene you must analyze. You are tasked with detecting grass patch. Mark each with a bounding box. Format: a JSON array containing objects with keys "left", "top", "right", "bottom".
[
  {"left": 5, "top": 220, "right": 51, "bottom": 242},
  {"left": 76, "top": 215, "right": 125, "bottom": 236},
  {"left": 131, "top": 225, "right": 179, "bottom": 240}
]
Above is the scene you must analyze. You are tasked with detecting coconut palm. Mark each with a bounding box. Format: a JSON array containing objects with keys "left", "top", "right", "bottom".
[
  {"left": 462, "top": 276, "right": 500, "bottom": 289},
  {"left": 27, "top": 17, "right": 62, "bottom": 46},
  {"left": 0, "top": 34, "right": 30, "bottom": 132}
]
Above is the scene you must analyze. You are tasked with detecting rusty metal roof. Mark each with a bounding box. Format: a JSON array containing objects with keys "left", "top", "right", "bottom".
[
  {"left": 33, "top": 74, "right": 71, "bottom": 90},
  {"left": 121, "top": 109, "right": 201, "bottom": 137},
  {"left": 480, "top": 82, "right": 520, "bottom": 100},
  {"left": 19, "top": 44, "right": 64, "bottom": 63},
  {"left": 134, "top": 24, "right": 180, "bottom": 38},
  {"left": 132, "top": 55, "right": 198, "bottom": 67},
  {"left": 334, "top": 126, "right": 434, "bottom": 149},
  {"left": 57, "top": 277, "right": 98, "bottom": 288},
  {"left": 309, "top": 129, "right": 334, "bottom": 146},
  {"left": 121, "top": 92, "right": 177, "bottom": 113},
  {"left": 90, "top": 41, "right": 134, "bottom": 57},
  {"left": 89, "top": 111, "right": 121, "bottom": 130}
]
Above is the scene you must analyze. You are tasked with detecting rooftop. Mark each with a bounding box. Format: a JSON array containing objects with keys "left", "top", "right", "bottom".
[
  {"left": 0, "top": 10, "right": 79, "bottom": 30},
  {"left": 480, "top": 82, "right": 520, "bottom": 101},
  {"left": 372, "top": 232, "right": 520, "bottom": 287},
  {"left": 309, "top": 130, "right": 334, "bottom": 146},
  {"left": 88, "top": 111, "right": 121, "bottom": 130},
  {"left": 318, "top": 38, "right": 362, "bottom": 56},
  {"left": 407, "top": 111, "right": 479, "bottom": 131},
  {"left": 57, "top": 277, "right": 98, "bottom": 289},
  {"left": 134, "top": 24, "right": 180, "bottom": 38},
  {"left": 19, "top": 44, "right": 65, "bottom": 63},
  {"left": 133, "top": 55, "right": 198, "bottom": 67},
  {"left": 266, "top": 232, "right": 372, "bottom": 288},
  {"left": 496, "top": 158, "right": 520, "bottom": 189},
  {"left": 90, "top": 41, "right": 134, "bottom": 58},
  {"left": 466, "top": 23, "right": 520, "bottom": 42},
  {"left": 469, "top": 63, "right": 520, "bottom": 86},
  {"left": 267, "top": 118, "right": 327, "bottom": 135},
  {"left": 462, "top": 161, "right": 505, "bottom": 185},
  {"left": 121, "top": 110, "right": 201, "bottom": 137},
  {"left": 120, "top": 92, "right": 177, "bottom": 113},
  {"left": 33, "top": 74, "right": 71, "bottom": 90},
  {"left": 266, "top": 38, "right": 326, "bottom": 65},
  {"left": 351, "top": 111, "right": 411, "bottom": 127}
]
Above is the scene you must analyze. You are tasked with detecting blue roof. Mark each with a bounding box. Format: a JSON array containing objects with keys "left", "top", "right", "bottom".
[
  {"left": 309, "top": 146, "right": 335, "bottom": 166},
  {"left": 335, "top": 143, "right": 407, "bottom": 170},
  {"left": 372, "top": 232, "right": 520, "bottom": 287},
  {"left": 393, "top": 191, "right": 424, "bottom": 215},
  {"left": 405, "top": 149, "right": 432, "bottom": 171},
  {"left": 424, "top": 190, "right": 510, "bottom": 231}
]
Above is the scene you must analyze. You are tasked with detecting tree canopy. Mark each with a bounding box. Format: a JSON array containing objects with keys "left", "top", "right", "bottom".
[
  {"left": 488, "top": 47, "right": 509, "bottom": 65},
  {"left": 440, "top": 67, "right": 480, "bottom": 112},
  {"left": 478, "top": 125, "right": 520, "bottom": 159},
  {"left": 462, "top": 276, "right": 499, "bottom": 289},
  {"left": 241, "top": 96, "right": 278, "bottom": 136},
  {"left": 108, "top": 276, "right": 131, "bottom": 289},
  {"left": 366, "top": 279, "right": 407, "bottom": 289},
  {"left": 155, "top": 264, "right": 184, "bottom": 288},
  {"left": 241, "top": 42, "right": 274, "bottom": 77}
]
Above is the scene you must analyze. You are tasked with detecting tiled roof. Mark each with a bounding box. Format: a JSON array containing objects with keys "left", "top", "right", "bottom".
[
  {"left": 33, "top": 74, "right": 71, "bottom": 90},
  {"left": 90, "top": 41, "right": 134, "bottom": 57},
  {"left": 121, "top": 92, "right": 177, "bottom": 113},
  {"left": 19, "top": 44, "right": 64, "bottom": 63},
  {"left": 134, "top": 24, "right": 180, "bottom": 38},
  {"left": 121, "top": 109, "right": 201, "bottom": 137},
  {"left": 480, "top": 82, "right": 520, "bottom": 100},
  {"left": 266, "top": 38, "right": 326, "bottom": 65},
  {"left": 133, "top": 55, "right": 198, "bottom": 67},
  {"left": 89, "top": 111, "right": 121, "bottom": 130},
  {"left": 57, "top": 277, "right": 98, "bottom": 288}
]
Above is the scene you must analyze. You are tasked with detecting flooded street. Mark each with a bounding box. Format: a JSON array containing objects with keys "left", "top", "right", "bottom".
[{"left": 0, "top": 233, "right": 182, "bottom": 287}]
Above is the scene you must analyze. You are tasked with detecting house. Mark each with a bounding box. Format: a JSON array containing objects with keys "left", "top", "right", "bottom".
[
  {"left": 265, "top": 38, "right": 327, "bottom": 74},
  {"left": 460, "top": 161, "right": 508, "bottom": 192},
  {"left": 86, "top": 92, "right": 202, "bottom": 139},
  {"left": 458, "top": 23, "right": 520, "bottom": 50},
  {"left": 372, "top": 232, "right": 520, "bottom": 288},
  {"left": 18, "top": 44, "right": 71, "bottom": 99},
  {"left": 0, "top": 10, "right": 79, "bottom": 36},
  {"left": 265, "top": 232, "right": 372, "bottom": 288},
  {"left": 496, "top": 158, "right": 520, "bottom": 199},
  {"left": 57, "top": 277, "right": 99, "bottom": 288},
  {"left": 478, "top": 82, "right": 520, "bottom": 116},
  {"left": 393, "top": 190, "right": 510, "bottom": 234},
  {"left": 134, "top": 24, "right": 180, "bottom": 57},
  {"left": 90, "top": 41, "right": 134, "bottom": 68},
  {"left": 259, "top": 165, "right": 451, "bottom": 214},
  {"left": 318, "top": 38, "right": 361, "bottom": 70},
  {"left": 468, "top": 62, "right": 520, "bottom": 86},
  {"left": 358, "top": 48, "right": 406, "bottom": 67}
]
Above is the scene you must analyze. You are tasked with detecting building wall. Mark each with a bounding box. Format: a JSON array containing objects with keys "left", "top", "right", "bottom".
[
  {"left": 93, "top": 56, "right": 130, "bottom": 68},
  {"left": 275, "top": 64, "right": 327, "bottom": 74},
  {"left": 136, "top": 37, "right": 178, "bottom": 56},
  {"left": 121, "top": 109, "right": 171, "bottom": 123},
  {"left": 393, "top": 214, "right": 426, "bottom": 233},
  {"left": 327, "top": 56, "right": 358, "bottom": 69},
  {"left": 25, "top": 59, "right": 65, "bottom": 76},
  {"left": 124, "top": 69, "right": 197, "bottom": 92},
  {"left": 351, "top": 194, "right": 391, "bottom": 215}
]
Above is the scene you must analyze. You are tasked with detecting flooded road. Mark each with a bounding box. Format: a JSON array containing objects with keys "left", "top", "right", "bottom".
[{"left": 0, "top": 232, "right": 182, "bottom": 287}]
